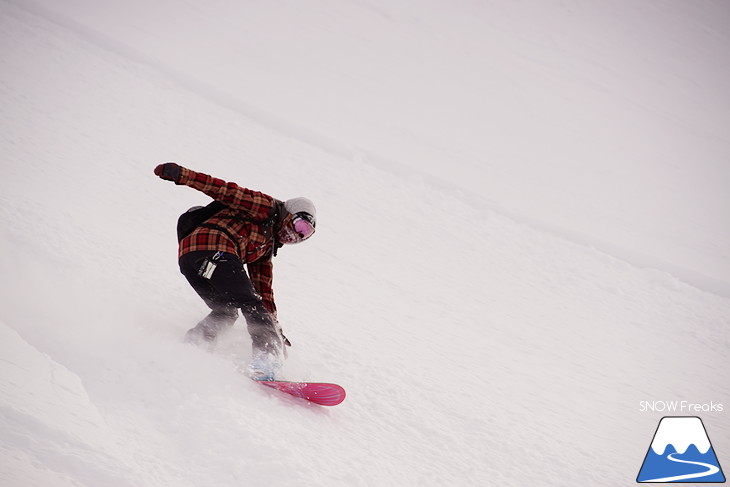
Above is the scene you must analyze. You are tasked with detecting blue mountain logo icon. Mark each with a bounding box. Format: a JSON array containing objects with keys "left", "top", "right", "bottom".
[{"left": 637, "top": 416, "right": 725, "bottom": 483}]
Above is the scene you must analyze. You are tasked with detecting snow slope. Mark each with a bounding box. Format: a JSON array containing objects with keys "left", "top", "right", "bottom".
[
  {"left": 10, "top": 0, "right": 730, "bottom": 295},
  {"left": 1, "top": 1, "right": 729, "bottom": 486}
]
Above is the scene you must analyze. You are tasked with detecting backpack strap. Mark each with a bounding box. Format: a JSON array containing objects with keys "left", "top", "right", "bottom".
[
  {"left": 255, "top": 199, "right": 287, "bottom": 259},
  {"left": 233, "top": 199, "right": 286, "bottom": 228}
]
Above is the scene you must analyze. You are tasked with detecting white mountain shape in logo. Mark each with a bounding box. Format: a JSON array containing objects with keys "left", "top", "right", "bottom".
[{"left": 650, "top": 417, "right": 712, "bottom": 455}]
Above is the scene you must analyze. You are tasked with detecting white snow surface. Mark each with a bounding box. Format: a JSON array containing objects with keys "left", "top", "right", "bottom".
[{"left": 1, "top": 1, "right": 729, "bottom": 485}]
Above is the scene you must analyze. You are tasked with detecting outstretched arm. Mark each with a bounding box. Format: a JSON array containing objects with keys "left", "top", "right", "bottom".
[{"left": 154, "top": 163, "right": 274, "bottom": 220}]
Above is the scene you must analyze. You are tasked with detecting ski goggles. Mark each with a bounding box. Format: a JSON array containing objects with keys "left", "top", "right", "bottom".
[{"left": 292, "top": 213, "right": 316, "bottom": 242}]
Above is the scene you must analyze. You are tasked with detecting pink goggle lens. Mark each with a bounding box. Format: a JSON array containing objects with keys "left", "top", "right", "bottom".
[{"left": 292, "top": 215, "right": 315, "bottom": 241}]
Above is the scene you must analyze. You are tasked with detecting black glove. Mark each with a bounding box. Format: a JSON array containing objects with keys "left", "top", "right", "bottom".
[{"left": 154, "top": 163, "right": 182, "bottom": 182}]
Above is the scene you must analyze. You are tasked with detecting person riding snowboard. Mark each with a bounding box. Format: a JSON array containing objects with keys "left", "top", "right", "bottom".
[{"left": 154, "top": 162, "right": 316, "bottom": 380}]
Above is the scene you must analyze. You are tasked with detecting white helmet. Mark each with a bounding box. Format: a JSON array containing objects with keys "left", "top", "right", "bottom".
[{"left": 284, "top": 197, "right": 316, "bottom": 226}]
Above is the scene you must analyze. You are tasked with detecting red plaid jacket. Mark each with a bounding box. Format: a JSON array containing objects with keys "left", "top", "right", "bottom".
[{"left": 176, "top": 167, "right": 284, "bottom": 315}]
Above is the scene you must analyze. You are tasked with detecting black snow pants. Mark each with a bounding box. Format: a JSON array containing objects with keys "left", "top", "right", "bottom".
[{"left": 179, "top": 250, "right": 282, "bottom": 355}]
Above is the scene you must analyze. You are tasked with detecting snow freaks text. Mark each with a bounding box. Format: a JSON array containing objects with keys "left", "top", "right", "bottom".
[{"left": 639, "top": 401, "right": 724, "bottom": 413}]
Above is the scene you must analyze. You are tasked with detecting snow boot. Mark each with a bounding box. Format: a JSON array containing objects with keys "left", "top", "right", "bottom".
[{"left": 247, "top": 349, "right": 283, "bottom": 381}]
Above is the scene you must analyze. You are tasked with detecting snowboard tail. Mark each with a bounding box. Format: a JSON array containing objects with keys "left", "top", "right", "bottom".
[{"left": 258, "top": 380, "right": 346, "bottom": 406}]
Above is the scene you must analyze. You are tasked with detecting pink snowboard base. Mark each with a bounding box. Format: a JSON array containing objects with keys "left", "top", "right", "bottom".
[{"left": 258, "top": 380, "right": 346, "bottom": 406}]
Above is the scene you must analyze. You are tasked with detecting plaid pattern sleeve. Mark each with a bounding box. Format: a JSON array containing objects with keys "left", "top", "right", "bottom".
[
  {"left": 248, "top": 259, "right": 276, "bottom": 317},
  {"left": 178, "top": 167, "right": 274, "bottom": 220}
]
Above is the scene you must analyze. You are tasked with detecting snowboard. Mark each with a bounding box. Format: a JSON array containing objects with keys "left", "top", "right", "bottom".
[{"left": 257, "top": 380, "right": 346, "bottom": 406}]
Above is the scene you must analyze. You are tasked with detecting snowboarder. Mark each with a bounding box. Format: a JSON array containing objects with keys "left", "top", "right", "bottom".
[{"left": 154, "top": 163, "right": 316, "bottom": 380}]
